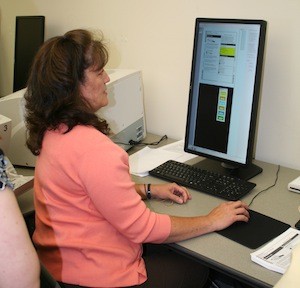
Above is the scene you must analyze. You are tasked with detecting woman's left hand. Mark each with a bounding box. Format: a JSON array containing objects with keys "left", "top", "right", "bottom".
[{"left": 150, "top": 183, "right": 192, "bottom": 204}]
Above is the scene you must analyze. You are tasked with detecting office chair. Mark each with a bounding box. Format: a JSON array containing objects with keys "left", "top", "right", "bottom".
[{"left": 23, "top": 210, "right": 61, "bottom": 288}]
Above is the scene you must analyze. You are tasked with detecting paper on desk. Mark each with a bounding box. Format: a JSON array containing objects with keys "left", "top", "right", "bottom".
[
  {"left": 129, "top": 140, "right": 197, "bottom": 177},
  {"left": 250, "top": 227, "right": 300, "bottom": 274}
]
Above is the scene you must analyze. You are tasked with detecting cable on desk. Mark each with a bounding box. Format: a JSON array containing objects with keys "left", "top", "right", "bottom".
[
  {"left": 130, "top": 134, "right": 168, "bottom": 146},
  {"left": 248, "top": 164, "right": 280, "bottom": 207},
  {"left": 115, "top": 134, "right": 168, "bottom": 147}
]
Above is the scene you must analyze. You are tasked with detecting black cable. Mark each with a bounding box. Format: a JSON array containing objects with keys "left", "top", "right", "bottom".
[
  {"left": 248, "top": 164, "right": 280, "bottom": 207},
  {"left": 115, "top": 135, "right": 168, "bottom": 147}
]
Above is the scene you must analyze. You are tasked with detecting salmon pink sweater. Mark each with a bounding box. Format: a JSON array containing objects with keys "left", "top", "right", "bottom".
[{"left": 33, "top": 125, "right": 171, "bottom": 287}]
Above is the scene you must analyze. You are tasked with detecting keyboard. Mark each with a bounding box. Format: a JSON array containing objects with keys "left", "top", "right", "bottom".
[{"left": 149, "top": 160, "right": 256, "bottom": 201}]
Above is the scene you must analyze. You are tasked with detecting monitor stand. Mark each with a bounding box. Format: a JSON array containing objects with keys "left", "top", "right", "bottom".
[{"left": 192, "top": 158, "right": 263, "bottom": 181}]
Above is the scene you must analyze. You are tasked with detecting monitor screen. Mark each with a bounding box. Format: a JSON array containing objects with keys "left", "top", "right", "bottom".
[
  {"left": 13, "top": 16, "right": 45, "bottom": 92},
  {"left": 184, "top": 18, "right": 267, "bottom": 180}
]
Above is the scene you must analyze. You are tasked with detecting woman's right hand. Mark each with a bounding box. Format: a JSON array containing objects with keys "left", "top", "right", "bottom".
[
  {"left": 165, "top": 200, "right": 250, "bottom": 243},
  {"left": 206, "top": 201, "right": 250, "bottom": 232}
]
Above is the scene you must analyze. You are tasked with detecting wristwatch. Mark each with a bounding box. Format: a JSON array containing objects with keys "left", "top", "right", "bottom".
[{"left": 0, "top": 149, "right": 14, "bottom": 191}]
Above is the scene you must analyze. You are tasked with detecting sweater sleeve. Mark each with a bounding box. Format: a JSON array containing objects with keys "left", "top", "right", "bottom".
[{"left": 78, "top": 138, "right": 171, "bottom": 244}]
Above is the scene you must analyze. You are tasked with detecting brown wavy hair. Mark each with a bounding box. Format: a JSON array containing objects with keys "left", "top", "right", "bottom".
[{"left": 24, "top": 29, "right": 110, "bottom": 156}]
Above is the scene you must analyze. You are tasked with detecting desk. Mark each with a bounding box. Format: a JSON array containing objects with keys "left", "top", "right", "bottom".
[
  {"left": 130, "top": 134, "right": 300, "bottom": 288},
  {"left": 17, "top": 134, "right": 300, "bottom": 287},
  {"left": 15, "top": 167, "right": 35, "bottom": 214}
]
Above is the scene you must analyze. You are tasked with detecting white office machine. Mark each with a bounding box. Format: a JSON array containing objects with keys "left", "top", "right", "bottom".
[
  {"left": 0, "top": 69, "right": 146, "bottom": 167},
  {"left": 0, "top": 113, "right": 33, "bottom": 194},
  {"left": 0, "top": 114, "right": 12, "bottom": 154},
  {"left": 97, "top": 69, "right": 146, "bottom": 150},
  {"left": 0, "top": 88, "right": 29, "bottom": 165},
  {"left": 288, "top": 176, "right": 300, "bottom": 193}
]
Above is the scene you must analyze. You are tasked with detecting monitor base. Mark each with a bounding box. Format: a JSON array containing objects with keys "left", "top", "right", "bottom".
[{"left": 192, "top": 158, "right": 263, "bottom": 181}]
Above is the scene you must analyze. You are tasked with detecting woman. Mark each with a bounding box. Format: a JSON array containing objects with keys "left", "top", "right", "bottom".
[
  {"left": 24, "top": 29, "right": 249, "bottom": 288},
  {"left": 0, "top": 149, "right": 40, "bottom": 288}
]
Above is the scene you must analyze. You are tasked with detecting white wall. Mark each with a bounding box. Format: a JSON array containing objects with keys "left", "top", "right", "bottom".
[{"left": 1, "top": 0, "right": 300, "bottom": 170}]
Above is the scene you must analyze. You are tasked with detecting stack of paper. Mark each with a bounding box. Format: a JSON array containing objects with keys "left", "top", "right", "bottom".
[
  {"left": 250, "top": 227, "right": 300, "bottom": 274},
  {"left": 129, "top": 140, "right": 197, "bottom": 177}
]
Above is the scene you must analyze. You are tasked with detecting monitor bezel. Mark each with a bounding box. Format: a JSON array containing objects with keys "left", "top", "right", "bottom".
[{"left": 184, "top": 18, "right": 267, "bottom": 169}]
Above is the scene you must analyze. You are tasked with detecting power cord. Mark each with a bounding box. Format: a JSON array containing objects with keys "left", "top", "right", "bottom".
[
  {"left": 248, "top": 164, "right": 281, "bottom": 207},
  {"left": 116, "top": 135, "right": 168, "bottom": 147}
]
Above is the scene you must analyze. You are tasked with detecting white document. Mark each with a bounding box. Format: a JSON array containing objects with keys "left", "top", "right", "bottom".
[
  {"left": 250, "top": 228, "right": 300, "bottom": 274},
  {"left": 129, "top": 140, "right": 197, "bottom": 177}
]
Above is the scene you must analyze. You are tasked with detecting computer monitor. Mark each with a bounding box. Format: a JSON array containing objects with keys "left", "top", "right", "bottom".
[
  {"left": 13, "top": 16, "right": 45, "bottom": 92},
  {"left": 184, "top": 18, "right": 267, "bottom": 180}
]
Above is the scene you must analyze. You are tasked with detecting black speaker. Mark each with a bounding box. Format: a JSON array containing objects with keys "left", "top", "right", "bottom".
[{"left": 13, "top": 16, "right": 45, "bottom": 92}]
